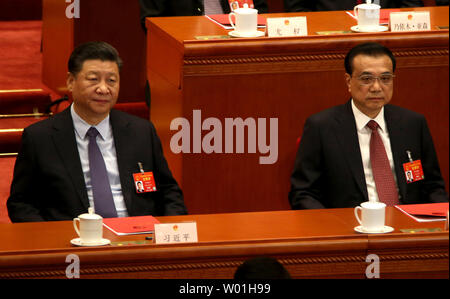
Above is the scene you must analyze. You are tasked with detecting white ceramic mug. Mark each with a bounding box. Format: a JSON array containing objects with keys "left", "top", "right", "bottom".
[
  {"left": 354, "top": 2, "right": 380, "bottom": 32},
  {"left": 354, "top": 201, "right": 386, "bottom": 232},
  {"left": 228, "top": 4, "right": 258, "bottom": 36},
  {"left": 73, "top": 208, "right": 103, "bottom": 244}
]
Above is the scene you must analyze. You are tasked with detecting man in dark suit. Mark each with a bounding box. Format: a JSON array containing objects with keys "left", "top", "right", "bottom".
[
  {"left": 7, "top": 41, "right": 187, "bottom": 222},
  {"left": 284, "top": 0, "right": 423, "bottom": 12},
  {"left": 139, "top": 0, "right": 268, "bottom": 29},
  {"left": 289, "top": 42, "right": 448, "bottom": 209}
]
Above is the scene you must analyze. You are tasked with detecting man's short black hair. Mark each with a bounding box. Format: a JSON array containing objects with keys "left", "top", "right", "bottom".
[
  {"left": 344, "top": 42, "right": 396, "bottom": 75},
  {"left": 234, "top": 256, "right": 291, "bottom": 279},
  {"left": 68, "top": 41, "right": 123, "bottom": 75}
]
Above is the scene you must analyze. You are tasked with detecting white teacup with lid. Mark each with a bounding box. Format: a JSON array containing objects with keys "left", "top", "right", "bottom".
[
  {"left": 228, "top": 3, "right": 258, "bottom": 37},
  {"left": 73, "top": 207, "right": 105, "bottom": 245},
  {"left": 354, "top": 0, "right": 381, "bottom": 32},
  {"left": 354, "top": 201, "right": 385, "bottom": 232},
  {"left": 354, "top": 201, "right": 394, "bottom": 233}
]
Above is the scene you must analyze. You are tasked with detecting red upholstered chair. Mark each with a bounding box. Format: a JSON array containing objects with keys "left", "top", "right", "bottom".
[
  {"left": 422, "top": 0, "right": 437, "bottom": 5},
  {"left": 0, "top": 89, "right": 51, "bottom": 114},
  {"left": 0, "top": 116, "right": 49, "bottom": 154},
  {"left": 0, "top": 129, "right": 23, "bottom": 154},
  {"left": 0, "top": 155, "right": 15, "bottom": 223},
  {"left": 114, "top": 101, "right": 149, "bottom": 120},
  {"left": 0, "top": 89, "right": 53, "bottom": 154}
]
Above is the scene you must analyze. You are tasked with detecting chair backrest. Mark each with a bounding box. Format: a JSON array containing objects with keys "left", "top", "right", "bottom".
[
  {"left": 0, "top": 154, "right": 16, "bottom": 223},
  {"left": 114, "top": 101, "right": 149, "bottom": 120},
  {"left": 0, "top": 129, "right": 23, "bottom": 154},
  {"left": 0, "top": 89, "right": 51, "bottom": 114},
  {"left": 0, "top": 115, "right": 49, "bottom": 154},
  {"left": 422, "top": 0, "right": 437, "bottom": 5}
]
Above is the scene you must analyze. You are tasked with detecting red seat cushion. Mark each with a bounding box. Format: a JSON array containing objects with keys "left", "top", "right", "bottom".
[{"left": 0, "top": 89, "right": 51, "bottom": 114}]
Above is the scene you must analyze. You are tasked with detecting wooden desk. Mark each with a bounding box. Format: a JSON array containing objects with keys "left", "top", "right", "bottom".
[
  {"left": 0, "top": 207, "right": 447, "bottom": 279},
  {"left": 146, "top": 7, "right": 449, "bottom": 214}
]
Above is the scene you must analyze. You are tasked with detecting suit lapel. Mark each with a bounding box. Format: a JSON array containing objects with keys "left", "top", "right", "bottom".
[
  {"left": 110, "top": 110, "right": 135, "bottom": 213},
  {"left": 51, "top": 108, "right": 89, "bottom": 209},
  {"left": 384, "top": 105, "right": 407, "bottom": 202},
  {"left": 334, "top": 101, "right": 369, "bottom": 200}
]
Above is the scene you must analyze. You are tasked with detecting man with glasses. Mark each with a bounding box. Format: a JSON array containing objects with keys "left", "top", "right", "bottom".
[{"left": 289, "top": 42, "right": 448, "bottom": 209}]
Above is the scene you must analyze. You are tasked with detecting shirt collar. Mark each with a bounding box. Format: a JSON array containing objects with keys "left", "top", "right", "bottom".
[
  {"left": 70, "top": 104, "right": 110, "bottom": 140},
  {"left": 351, "top": 99, "right": 386, "bottom": 133}
]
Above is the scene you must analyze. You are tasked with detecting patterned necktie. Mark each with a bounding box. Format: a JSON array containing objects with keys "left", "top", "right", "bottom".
[
  {"left": 204, "top": 0, "right": 224, "bottom": 15},
  {"left": 86, "top": 127, "right": 118, "bottom": 218},
  {"left": 367, "top": 120, "right": 399, "bottom": 206}
]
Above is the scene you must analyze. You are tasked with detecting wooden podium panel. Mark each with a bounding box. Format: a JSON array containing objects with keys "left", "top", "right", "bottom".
[
  {"left": 146, "top": 7, "right": 449, "bottom": 214},
  {"left": 0, "top": 207, "right": 447, "bottom": 279},
  {"left": 42, "top": 0, "right": 147, "bottom": 101}
]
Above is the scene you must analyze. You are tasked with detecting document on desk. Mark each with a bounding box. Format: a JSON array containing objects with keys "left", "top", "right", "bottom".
[
  {"left": 205, "top": 14, "right": 266, "bottom": 30},
  {"left": 103, "top": 216, "right": 160, "bottom": 235},
  {"left": 395, "top": 202, "right": 449, "bottom": 222}
]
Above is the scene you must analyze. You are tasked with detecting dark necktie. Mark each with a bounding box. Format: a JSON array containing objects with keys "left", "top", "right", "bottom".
[
  {"left": 367, "top": 120, "right": 399, "bottom": 206},
  {"left": 86, "top": 127, "right": 118, "bottom": 218}
]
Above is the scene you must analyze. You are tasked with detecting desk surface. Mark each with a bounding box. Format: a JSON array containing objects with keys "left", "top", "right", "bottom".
[
  {"left": 0, "top": 207, "right": 445, "bottom": 251},
  {"left": 147, "top": 6, "right": 448, "bottom": 43},
  {"left": 0, "top": 207, "right": 448, "bottom": 278}
]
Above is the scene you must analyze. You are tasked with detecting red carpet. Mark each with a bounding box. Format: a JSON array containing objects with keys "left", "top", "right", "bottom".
[
  {"left": 0, "top": 20, "right": 58, "bottom": 98},
  {"left": 0, "top": 21, "right": 42, "bottom": 89}
]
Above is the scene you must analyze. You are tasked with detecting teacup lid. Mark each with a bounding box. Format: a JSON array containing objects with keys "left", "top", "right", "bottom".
[
  {"left": 78, "top": 207, "right": 103, "bottom": 220},
  {"left": 235, "top": 3, "right": 257, "bottom": 14},
  {"left": 361, "top": 201, "right": 386, "bottom": 208},
  {"left": 356, "top": 1, "right": 380, "bottom": 8}
]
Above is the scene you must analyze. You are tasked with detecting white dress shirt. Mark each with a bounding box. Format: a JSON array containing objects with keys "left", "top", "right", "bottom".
[
  {"left": 71, "top": 104, "right": 129, "bottom": 217},
  {"left": 351, "top": 100, "right": 400, "bottom": 203}
]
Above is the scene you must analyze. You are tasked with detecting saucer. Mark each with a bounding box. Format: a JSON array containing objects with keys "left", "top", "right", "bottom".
[
  {"left": 70, "top": 238, "right": 111, "bottom": 247},
  {"left": 351, "top": 25, "right": 388, "bottom": 33},
  {"left": 354, "top": 225, "right": 394, "bottom": 234},
  {"left": 229, "top": 30, "right": 265, "bottom": 38}
]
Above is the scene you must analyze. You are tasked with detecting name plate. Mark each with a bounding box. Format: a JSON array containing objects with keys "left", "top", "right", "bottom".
[
  {"left": 154, "top": 222, "right": 198, "bottom": 244},
  {"left": 266, "top": 17, "right": 307, "bottom": 37},
  {"left": 390, "top": 11, "right": 431, "bottom": 32}
]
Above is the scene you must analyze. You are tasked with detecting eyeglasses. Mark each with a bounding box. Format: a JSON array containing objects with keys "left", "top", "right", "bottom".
[{"left": 356, "top": 74, "right": 395, "bottom": 86}]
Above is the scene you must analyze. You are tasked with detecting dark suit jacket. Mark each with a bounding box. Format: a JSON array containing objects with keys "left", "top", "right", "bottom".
[
  {"left": 139, "top": 0, "right": 268, "bottom": 29},
  {"left": 289, "top": 100, "right": 448, "bottom": 209},
  {"left": 7, "top": 107, "right": 187, "bottom": 222},
  {"left": 284, "top": 0, "right": 424, "bottom": 12}
]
